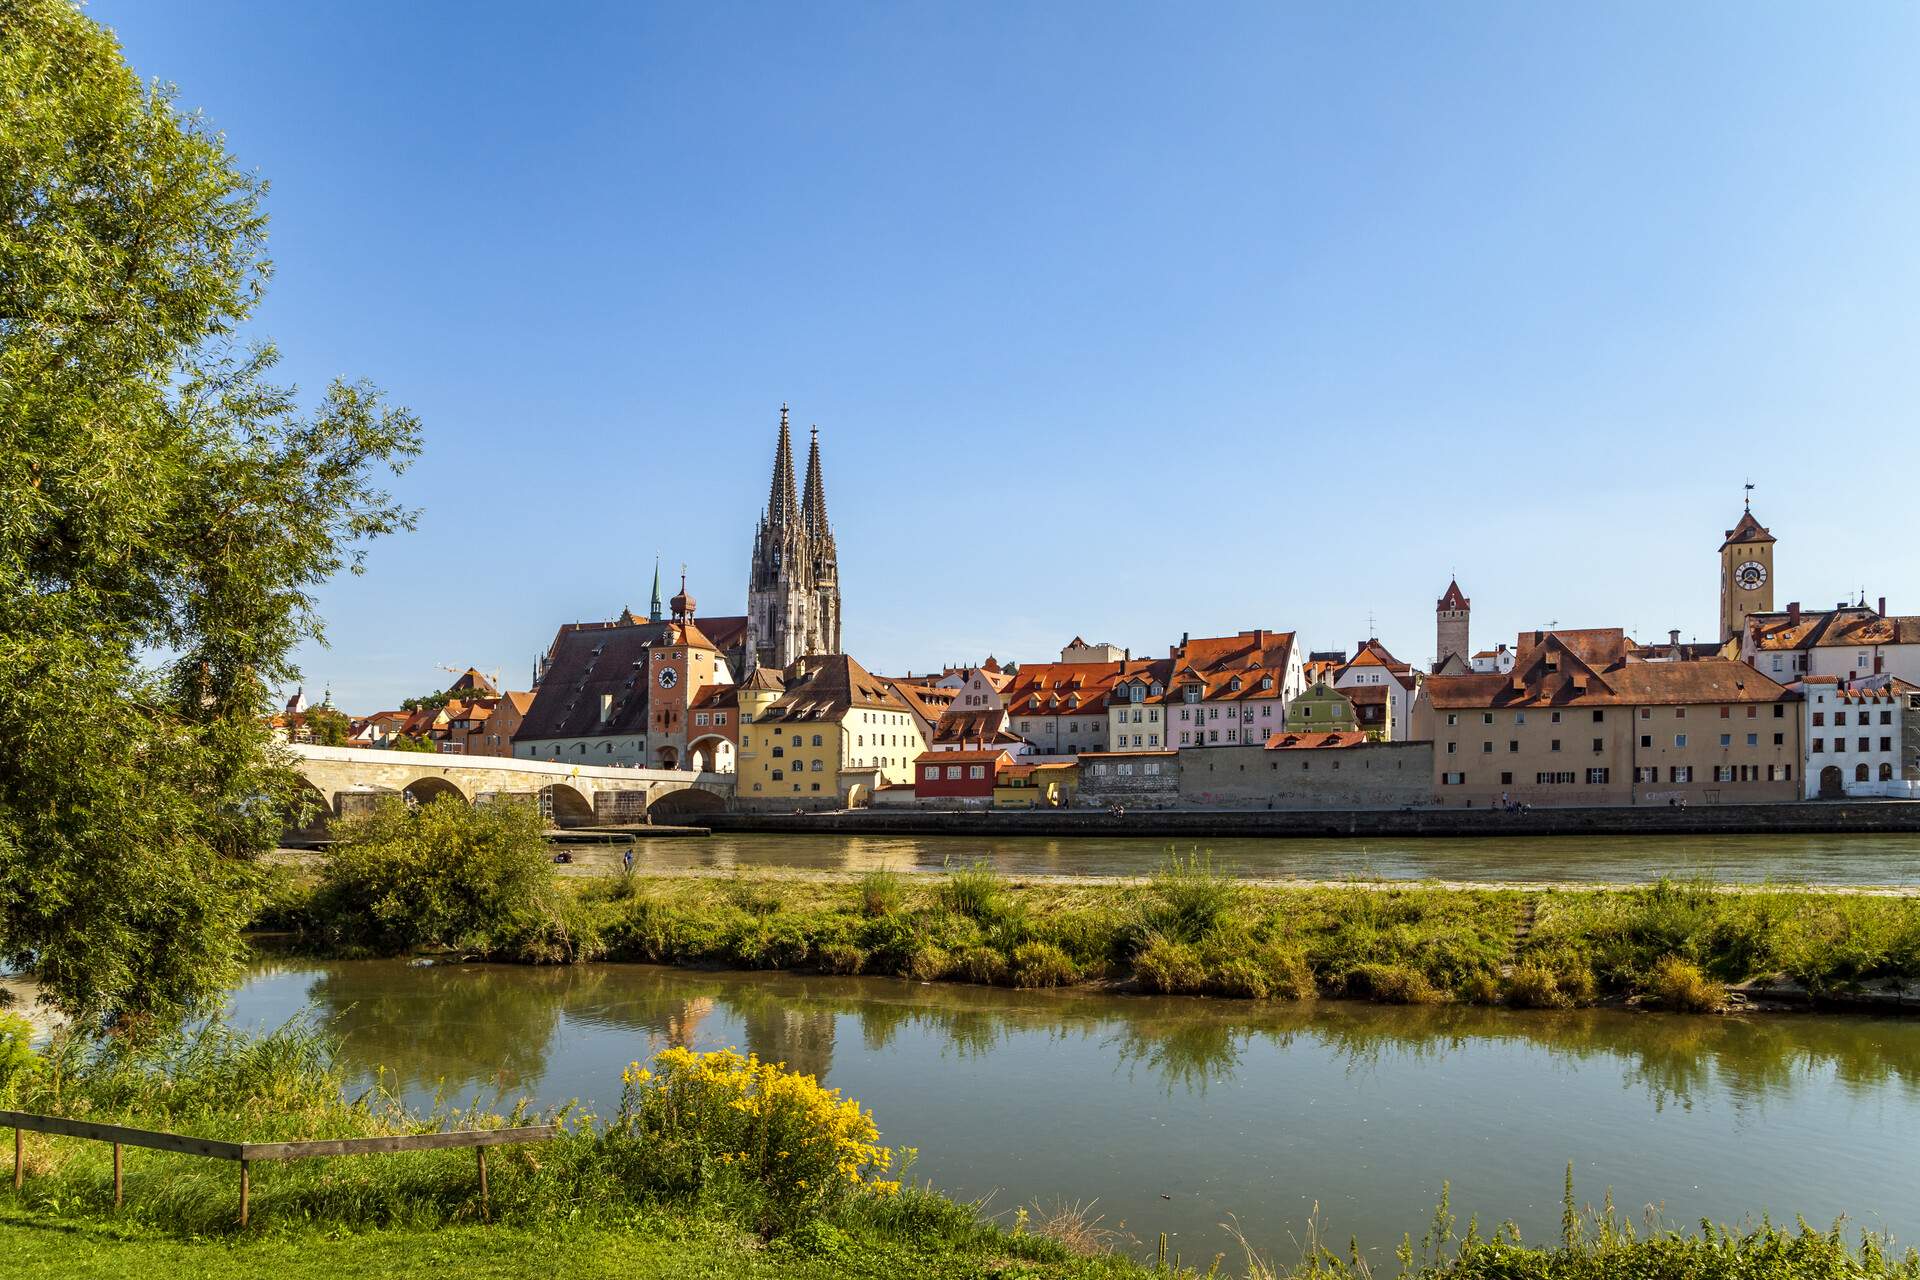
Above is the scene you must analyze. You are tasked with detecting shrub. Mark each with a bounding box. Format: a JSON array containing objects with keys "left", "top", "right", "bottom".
[
  {"left": 308, "top": 797, "right": 567, "bottom": 958},
  {"left": 0, "top": 1012, "right": 42, "bottom": 1097},
  {"left": 938, "top": 861, "right": 1006, "bottom": 922},
  {"left": 1504, "top": 963, "right": 1569, "bottom": 1009},
  {"left": 1132, "top": 934, "right": 1204, "bottom": 994},
  {"left": 855, "top": 869, "right": 907, "bottom": 918},
  {"left": 1140, "top": 851, "right": 1241, "bottom": 944},
  {"left": 1010, "top": 942, "right": 1077, "bottom": 988},
  {"left": 1646, "top": 956, "right": 1725, "bottom": 1013},
  {"left": 816, "top": 942, "right": 866, "bottom": 975},
  {"left": 1348, "top": 963, "right": 1444, "bottom": 1005},
  {"left": 608, "top": 1048, "right": 898, "bottom": 1224},
  {"left": 953, "top": 945, "right": 1009, "bottom": 986}
]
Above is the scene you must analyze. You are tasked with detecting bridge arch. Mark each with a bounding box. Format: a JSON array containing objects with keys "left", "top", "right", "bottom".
[
  {"left": 403, "top": 775, "right": 469, "bottom": 808},
  {"left": 648, "top": 787, "right": 725, "bottom": 819},
  {"left": 539, "top": 782, "right": 596, "bottom": 828},
  {"left": 688, "top": 734, "right": 735, "bottom": 775}
]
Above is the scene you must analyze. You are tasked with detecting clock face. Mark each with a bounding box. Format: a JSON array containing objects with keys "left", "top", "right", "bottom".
[
  {"left": 657, "top": 666, "right": 678, "bottom": 689},
  {"left": 1734, "top": 560, "right": 1768, "bottom": 591}
]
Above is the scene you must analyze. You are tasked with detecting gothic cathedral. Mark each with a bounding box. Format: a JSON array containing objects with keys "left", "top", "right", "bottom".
[
  {"left": 1719, "top": 500, "right": 1776, "bottom": 641},
  {"left": 747, "top": 405, "right": 841, "bottom": 670}
]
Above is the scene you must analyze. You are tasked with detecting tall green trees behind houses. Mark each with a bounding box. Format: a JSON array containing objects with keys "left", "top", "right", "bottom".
[{"left": 0, "top": 0, "right": 421, "bottom": 1031}]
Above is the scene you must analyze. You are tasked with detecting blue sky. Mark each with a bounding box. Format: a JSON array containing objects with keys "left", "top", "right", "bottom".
[{"left": 93, "top": 2, "right": 1920, "bottom": 709}]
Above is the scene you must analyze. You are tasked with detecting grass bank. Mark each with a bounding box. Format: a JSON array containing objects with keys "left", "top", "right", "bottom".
[
  {"left": 511, "top": 863, "right": 1920, "bottom": 1011},
  {"left": 259, "top": 800, "right": 1920, "bottom": 1011}
]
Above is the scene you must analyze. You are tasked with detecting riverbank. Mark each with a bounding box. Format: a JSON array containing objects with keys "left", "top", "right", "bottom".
[
  {"left": 707, "top": 800, "right": 1920, "bottom": 839},
  {"left": 262, "top": 860, "right": 1920, "bottom": 1013}
]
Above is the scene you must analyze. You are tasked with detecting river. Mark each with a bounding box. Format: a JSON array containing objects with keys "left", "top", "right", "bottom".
[
  {"left": 598, "top": 829, "right": 1920, "bottom": 885},
  {"left": 229, "top": 957, "right": 1920, "bottom": 1266}
]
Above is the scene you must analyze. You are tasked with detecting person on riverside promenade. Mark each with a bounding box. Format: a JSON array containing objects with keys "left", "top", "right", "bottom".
[{"left": 622, "top": 848, "right": 634, "bottom": 875}]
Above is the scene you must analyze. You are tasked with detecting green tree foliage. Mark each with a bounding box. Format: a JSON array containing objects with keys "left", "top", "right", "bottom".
[
  {"left": 386, "top": 733, "right": 440, "bottom": 753},
  {"left": 0, "top": 1, "right": 421, "bottom": 1030},
  {"left": 310, "top": 798, "right": 574, "bottom": 957},
  {"left": 398, "top": 686, "right": 467, "bottom": 713},
  {"left": 303, "top": 705, "right": 351, "bottom": 747}
]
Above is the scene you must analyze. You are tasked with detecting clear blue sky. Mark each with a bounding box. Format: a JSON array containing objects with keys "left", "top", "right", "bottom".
[{"left": 93, "top": 2, "right": 1920, "bottom": 709}]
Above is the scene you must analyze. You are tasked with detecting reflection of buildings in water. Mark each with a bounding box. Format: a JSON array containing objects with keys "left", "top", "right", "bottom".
[
  {"left": 741, "top": 1003, "right": 837, "bottom": 1081},
  {"left": 666, "top": 996, "right": 715, "bottom": 1048}
]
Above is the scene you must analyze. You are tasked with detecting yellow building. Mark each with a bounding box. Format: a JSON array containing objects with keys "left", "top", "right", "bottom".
[
  {"left": 992, "top": 761, "right": 1079, "bottom": 808},
  {"left": 736, "top": 654, "right": 930, "bottom": 808}
]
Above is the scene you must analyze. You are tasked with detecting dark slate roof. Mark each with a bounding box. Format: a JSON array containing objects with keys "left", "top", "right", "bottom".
[{"left": 517, "top": 620, "right": 672, "bottom": 741}]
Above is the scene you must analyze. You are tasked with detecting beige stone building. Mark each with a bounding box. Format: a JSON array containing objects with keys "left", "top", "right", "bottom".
[
  {"left": 1411, "top": 629, "right": 1801, "bottom": 807},
  {"left": 736, "top": 654, "right": 931, "bottom": 808}
]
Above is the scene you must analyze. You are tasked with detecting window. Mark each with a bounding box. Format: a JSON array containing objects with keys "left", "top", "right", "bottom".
[
  {"left": 1483, "top": 713, "right": 1494, "bottom": 725},
  {"left": 1773, "top": 733, "right": 1784, "bottom": 746},
  {"left": 1550, "top": 739, "right": 1562, "bottom": 752},
  {"left": 1835, "top": 712, "right": 1847, "bottom": 726},
  {"left": 1535, "top": 771, "right": 1576, "bottom": 784},
  {"left": 1501, "top": 771, "right": 1514, "bottom": 785},
  {"left": 1714, "top": 765, "right": 1734, "bottom": 782},
  {"left": 1812, "top": 738, "right": 1824, "bottom": 753},
  {"left": 1670, "top": 766, "right": 1692, "bottom": 783},
  {"left": 1746, "top": 706, "right": 1757, "bottom": 719},
  {"left": 1882, "top": 710, "right": 1894, "bottom": 726},
  {"left": 1509, "top": 740, "right": 1519, "bottom": 753},
  {"left": 1857, "top": 763, "right": 1871, "bottom": 782},
  {"left": 968, "top": 765, "right": 985, "bottom": 779},
  {"left": 1774, "top": 704, "right": 1785, "bottom": 718},
  {"left": 1446, "top": 741, "right": 1457, "bottom": 754},
  {"left": 1747, "top": 734, "right": 1758, "bottom": 746},
  {"left": 1442, "top": 772, "right": 1466, "bottom": 786},
  {"left": 1515, "top": 712, "right": 1526, "bottom": 725},
  {"left": 772, "top": 769, "right": 784, "bottom": 781},
  {"left": 811, "top": 759, "right": 824, "bottom": 772},
  {"left": 923, "top": 765, "right": 939, "bottom": 780},
  {"left": 1883, "top": 737, "right": 1894, "bottom": 752},
  {"left": 772, "top": 746, "right": 784, "bottom": 758},
  {"left": 791, "top": 735, "right": 802, "bottom": 747},
  {"left": 1635, "top": 767, "right": 1657, "bottom": 783},
  {"left": 1674, "top": 734, "right": 1687, "bottom": 748},
  {"left": 1640, "top": 708, "right": 1651, "bottom": 720},
  {"left": 694, "top": 712, "right": 709, "bottom": 726},
  {"left": 1719, "top": 734, "right": 1731, "bottom": 747},
  {"left": 1586, "top": 768, "right": 1609, "bottom": 784},
  {"left": 1675, "top": 708, "right": 1686, "bottom": 719},
  {"left": 1640, "top": 735, "right": 1652, "bottom": 748},
  {"left": 1593, "top": 710, "right": 1605, "bottom": 723},
  {"left": 1482, "top": 741, "right": 1493, "bottom": 754},
  {"left": 811, "top": 782, "right": 821, "bottom": 792},
  {"left": 812, "top": 733, "right": 824, "bottom": 747},
  {"left": 1859, "top": 737, "right": 1871, "bottom": 752},
  {"left": 945, "top": 765, "right": 961, "bottom": 780},
  {"left": 1720, "top": 706, "right": 1732, "bottom": 720},
  {"left": 1592, "top": 737, "right": 1604, "bottom": 752},
  {"left": 1446, "top": 714, "right": 1458, "bottom": 726},
  {"left": 1551, "top": 712, "right": 1562, "bottom": 724}
]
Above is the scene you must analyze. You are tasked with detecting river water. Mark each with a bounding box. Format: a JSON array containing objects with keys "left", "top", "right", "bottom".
[
  {"left": 230, "top": 957, "right": 1920, "bottom": 1266},
  {"left": 609, "top": 830, "right": 1920, "bottom": 885}
]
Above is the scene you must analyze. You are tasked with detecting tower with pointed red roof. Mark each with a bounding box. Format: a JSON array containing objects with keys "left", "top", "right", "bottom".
[
  {"left": 1436, "top": 579, "right": 1471, "bottom": 672},
  {"left": 748, "top": 405, "right": 842, "bottom": 670}
]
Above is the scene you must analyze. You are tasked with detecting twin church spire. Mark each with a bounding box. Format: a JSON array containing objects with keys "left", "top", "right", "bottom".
[{"left": 748, "top": 404, "right": 842, "bottom": 670}]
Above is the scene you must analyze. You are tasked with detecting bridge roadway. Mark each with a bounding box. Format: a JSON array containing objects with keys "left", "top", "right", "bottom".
[{"left": 285, "top": 743, "right": 732, "bottom": 832}]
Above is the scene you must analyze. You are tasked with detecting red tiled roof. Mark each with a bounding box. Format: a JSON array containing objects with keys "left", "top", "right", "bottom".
[
  {"left": 1423, "top": 640, "right": 1795, "bottom": 711},
  {"left": 1437, "top": 579, "right": 1469, "bottom": 611},
  {"left": 1265, "top": 731, "right": 1369, "bottom": 750},
  {"left": 1748, "top": 607, "right": 1920, "bottom": 652},
  {"left": 1720, "top": 509, "right": 1775, "bottom": 549},
  {"left": 914, "top": 748, "right": 1013, "bottom": 765}
]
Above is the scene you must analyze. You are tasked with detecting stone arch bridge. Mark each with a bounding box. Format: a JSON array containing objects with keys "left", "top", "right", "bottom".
[{"left": 285, "top": 743, "right": 731, "bottom": 840}]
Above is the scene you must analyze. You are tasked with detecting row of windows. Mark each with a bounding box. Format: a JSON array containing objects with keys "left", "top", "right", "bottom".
[
  {"left": 1177, "top": 706, "right": 1271, "bottom": 722},
  {"left": 1117, "top": 709, "right": 1163, "bottom": 723},
  {"left": 1178, "top": 729, "right": 1242, "bottom": 744},
  {"left": 1811, "top": 710, "right": 1894, "bottom": 727},
  {"left": 691, "top": 711, "right": 730, "bottom": 727},
  {"left": 1810, "top": 738, "right": 1896, "bottom": 754},
  {"left": 1086, "top": 760, "right": 1166, "bottom": 776},
  {"left": 922, "top": 765, "right": 989, "bottom": 780},
  {"left": 1443, "top": 764, "right": 1794, "bottom": 786},
  {"left": 1449, "top": 738, "right": 1606, "bottom": 755},
  {"left": 1446, "top": 705, "right": 1789, "bottom": 726}
]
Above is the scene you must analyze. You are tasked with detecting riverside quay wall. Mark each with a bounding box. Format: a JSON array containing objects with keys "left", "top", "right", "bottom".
[{"left": 705, "top": 800, "right": 1920, "bottom": 840}]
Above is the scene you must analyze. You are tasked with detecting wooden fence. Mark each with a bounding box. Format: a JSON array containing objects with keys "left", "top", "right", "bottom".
[{"left": 3, "top": 1108, "right": 556, "bottom": 1226}]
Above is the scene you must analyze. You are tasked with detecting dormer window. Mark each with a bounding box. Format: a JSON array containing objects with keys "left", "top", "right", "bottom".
[
  {"left": 1229, "top": 677, "right": 1242, "bottom": 692},
  {"left": 1183, "top": 686, "right": 1201, "bottom": 704},
  {"left": 1261, "top": 676, "right": 1274, "bottom": 690}
]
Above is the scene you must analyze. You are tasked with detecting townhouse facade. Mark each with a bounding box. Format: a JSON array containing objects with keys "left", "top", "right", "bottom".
[
  {"left": 736, "top": 653, "right": 932, "bottom": 808},
  {"left": 1412, "top": 629, "right": 1801, "bottom": 807},
  {"left": 1799, "top": 676, "right": 1920, "bottom": 798}
]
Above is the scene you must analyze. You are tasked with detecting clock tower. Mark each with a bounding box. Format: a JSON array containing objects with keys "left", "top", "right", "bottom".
[{"left": 1719, "top": 500, "right": 1776, "bottom": 643}]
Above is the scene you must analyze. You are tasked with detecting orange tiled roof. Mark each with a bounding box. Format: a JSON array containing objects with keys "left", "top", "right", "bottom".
[
  {"left": 914, "top": 748, "right": 1013, "bottom": 765},
  {"left": 1720, "top": 509, "right": 1775, "bottom": 549},
  {"left": 1265, "top": 731, "right": 1370, "bottom": 750},
  {"left": 1749, "top": 607, "right": 1920, "bottom": 652},
  {"left": 1423, "top": 639, "right": 1795, "bottom": 711}
]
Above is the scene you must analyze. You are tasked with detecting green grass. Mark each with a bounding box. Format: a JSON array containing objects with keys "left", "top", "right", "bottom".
[{"left": 271, "top": 857, "right": 1920, "bottom": 1011}]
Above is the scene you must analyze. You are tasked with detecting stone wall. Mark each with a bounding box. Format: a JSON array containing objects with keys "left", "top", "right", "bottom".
[
  {"left": 1077, "top": 755, "right": 1180, "bottom": 808},
  {"left": 1179, "top": 742, "right": 1433, "bottom": 809}
]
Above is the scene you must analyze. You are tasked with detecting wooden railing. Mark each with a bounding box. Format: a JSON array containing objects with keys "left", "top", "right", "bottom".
[{"left": 3, "top": 1108, "right": 556, "bottom": 1226}]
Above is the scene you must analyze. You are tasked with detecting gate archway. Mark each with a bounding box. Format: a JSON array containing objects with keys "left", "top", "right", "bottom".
[{"left": 1819, "top": 765, "right": 1844, "bottom": 798}]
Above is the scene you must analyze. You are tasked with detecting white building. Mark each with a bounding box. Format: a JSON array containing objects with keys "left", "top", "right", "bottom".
[
  {"left": 1796, "top": 675, "right": 1920, "bottom": 799},
  {"left": 1331, "top": 639, "right": 1418, "bottom": 740}
]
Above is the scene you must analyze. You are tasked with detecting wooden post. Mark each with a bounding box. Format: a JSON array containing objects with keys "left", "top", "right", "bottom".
[
  {"left": 476, "top": 1146, "right": 490, "bottom": 1223},
  {"left": 113, "top": 1142, "right": 123, "bottom": 1208},
  {"left": 12, "top": 1126, "right": 20, "bottom": 1192},
  {"left": 237, "top": 1159, "right": 250, "bottom": 1227}
]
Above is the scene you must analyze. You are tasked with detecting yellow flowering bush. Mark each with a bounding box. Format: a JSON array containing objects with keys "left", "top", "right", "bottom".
[{"left": 611, "top": 1047, "right": 898, "bottom": 1219}]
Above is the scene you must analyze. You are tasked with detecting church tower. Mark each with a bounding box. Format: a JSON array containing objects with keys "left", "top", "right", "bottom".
[
  {"left": 1435, "top": 579, "right": 1470, "bottom": 671},
  {"left": 748, "top": 405, "right": 842, "bottom": 670},
  {"left": 1719, "top": 498, "right": 1776, "bottom": 642}
]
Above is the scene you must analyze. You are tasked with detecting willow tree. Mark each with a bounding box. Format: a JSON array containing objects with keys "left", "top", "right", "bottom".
[{"left": 0, "top": 0, "right": 421, "bottom": 1030}]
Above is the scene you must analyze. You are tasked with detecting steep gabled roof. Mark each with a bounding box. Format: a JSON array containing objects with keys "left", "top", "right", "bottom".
[
  {"left": 758, "top": 654, "right": 915, "bottom": 726},
  {"left": 1720, "top": 509, "right": 1775, "bottom": 550},
  {"left": 1437, "top": 579, "right": 1469, "bottom": 611}
]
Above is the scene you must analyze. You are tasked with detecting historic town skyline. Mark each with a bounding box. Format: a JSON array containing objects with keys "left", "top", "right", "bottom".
[{"left": 86, "top": 2, "right": 1920, "bottom": 711}]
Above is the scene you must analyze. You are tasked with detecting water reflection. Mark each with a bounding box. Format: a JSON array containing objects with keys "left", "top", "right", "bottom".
[
  {"left": 227, "top": 958, "right": 1920, "bottom": 1260},
  {"left": 615, "top": 829, "right": 1920, "bottom": 885}
]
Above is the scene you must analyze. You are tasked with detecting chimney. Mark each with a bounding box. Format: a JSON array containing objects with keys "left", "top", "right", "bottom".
[
  {"left": 1669, "top": 628, "right": 1681, "bottom": 648},
  {"left": 1879, "top": 596, "right": 1887, "bottom": 617},
  {"left": 1788, "top": 601, "right": 1801, "bottom": 624}
]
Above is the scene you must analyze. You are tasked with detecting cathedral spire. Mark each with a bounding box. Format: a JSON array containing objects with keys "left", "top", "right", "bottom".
[
  {"left": 800, "top": 425, "right": 830, "bottom": 540},
  {"left": 649, "top": 555, "right": 663, "bottom": 623},
  {"left": 767, "top": 404, "right": 799, "bottom": 528}
]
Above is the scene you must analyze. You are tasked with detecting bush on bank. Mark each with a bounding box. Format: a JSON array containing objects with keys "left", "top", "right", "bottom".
[{"left": 302, "top": 798, "right": 592, "bottom": 960}]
